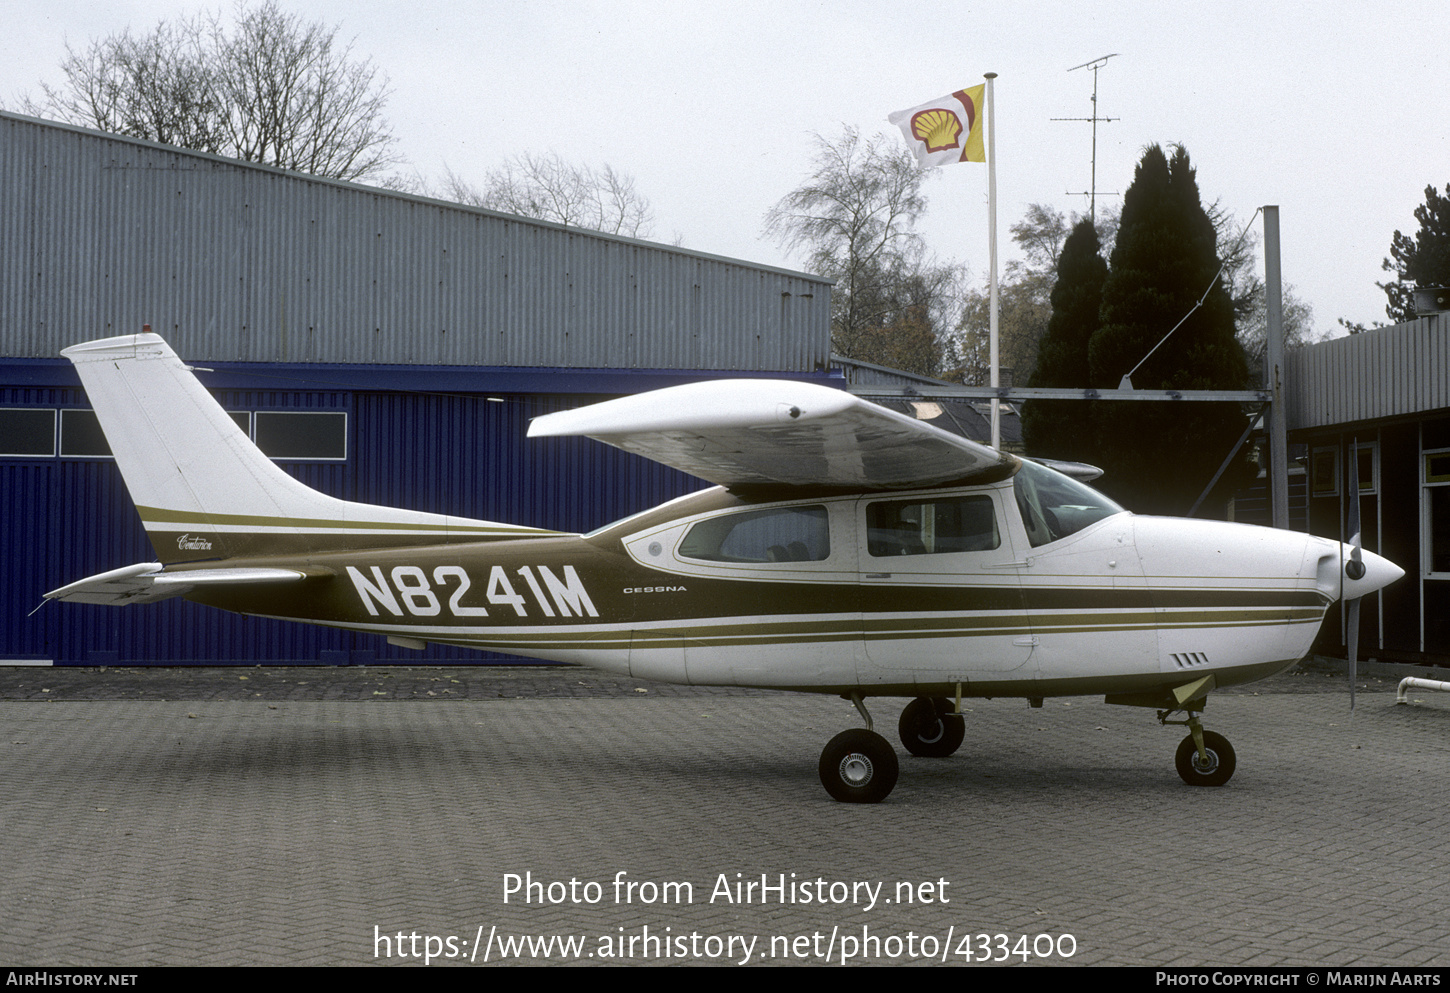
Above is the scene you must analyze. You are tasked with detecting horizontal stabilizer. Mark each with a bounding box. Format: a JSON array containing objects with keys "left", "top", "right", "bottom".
[{"left": 45, "top": 562, "right": 309, "bottom": 606}]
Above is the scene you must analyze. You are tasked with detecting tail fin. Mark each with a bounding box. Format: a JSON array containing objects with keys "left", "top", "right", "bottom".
[{"left": 63, "top": 333, "right": 555, "bottom": 563}]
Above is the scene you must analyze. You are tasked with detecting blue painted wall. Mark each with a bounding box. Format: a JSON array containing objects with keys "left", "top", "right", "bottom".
[{"left": 4, "top": 360, "right": 845, "bottom": 665}]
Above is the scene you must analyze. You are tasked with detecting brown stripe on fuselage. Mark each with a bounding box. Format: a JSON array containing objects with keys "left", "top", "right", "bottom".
[{"left": 175, "top": 526, "right": 1331, "bottom": 650}]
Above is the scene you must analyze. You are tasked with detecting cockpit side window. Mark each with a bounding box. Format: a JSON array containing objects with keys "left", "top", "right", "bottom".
[
  {"left": 1012, "top": 460, "right": 1124, "bottom": 547},
  {"left": 866, "top": 495, "right": 1000, "bottom": 557},
  {"left": 678, "top": 505, "right": 830, "bottom": 563}
]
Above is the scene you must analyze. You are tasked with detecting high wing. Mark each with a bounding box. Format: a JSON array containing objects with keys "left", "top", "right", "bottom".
[{"left": 527, "top": 380, "right": 1018, "bottom": 491}]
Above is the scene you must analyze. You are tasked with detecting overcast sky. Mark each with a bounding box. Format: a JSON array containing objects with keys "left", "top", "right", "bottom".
[{"left": 5, "top": 0, "right": 1447, "bottom": 339}]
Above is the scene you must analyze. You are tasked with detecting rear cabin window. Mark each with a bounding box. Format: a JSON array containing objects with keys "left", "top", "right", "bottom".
[
  {"left": 867, "top": 495, "right": 999, "bottom": 557},
  {"left": 678, "top": 506, "right": 830, "bottom": 563}
]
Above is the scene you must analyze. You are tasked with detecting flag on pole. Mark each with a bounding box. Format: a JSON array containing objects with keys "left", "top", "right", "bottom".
[
  {"left": 888, "top": 85, "right": 986, "bottom": 166},
  {"left": 889, "top": 75, "right": 999, "bottom": 448}
]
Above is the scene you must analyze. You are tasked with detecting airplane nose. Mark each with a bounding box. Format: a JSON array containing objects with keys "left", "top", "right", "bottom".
[{"left": 1340, "top": 546, "right": 1405, "bottom": 600}]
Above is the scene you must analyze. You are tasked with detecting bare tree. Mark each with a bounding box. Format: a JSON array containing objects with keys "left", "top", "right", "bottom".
[
  {"left": 948, "top": 278, "right": 1052, "bottom": 387},
  {"left": 945, "top": 203, "right": 1116, "bottom": 385},
  {"left": 1235, "top": 287, "right": 1317, "bottom": 380},
  {"left": 1007, "top": 203, "right": 1072, "bottom": 281},
  {"left": 23, "top": 1, "right": 397, "bottom": 182},
  {"left": 441, "top": 154, "right": 655, "bottom": 238},
  {"left": 213, "top": 3, "right": 396, "bottom": 181},
  {"left": 24, "top": 15, "right": 225, "bottom": 151},
  {"left": 1006, "top": 202, "right": 1117, "bottom": 281},
  {"left": 1209, "top": 205, "right": 1321, "bottom": 379},
  {"left": 764, "top": 126, "right": 962, "bottom": 374}
]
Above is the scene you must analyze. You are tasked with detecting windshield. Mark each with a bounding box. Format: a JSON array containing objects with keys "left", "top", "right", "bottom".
[{"left": 1012, "top": 459, "right": 1124, "bottom": 548}]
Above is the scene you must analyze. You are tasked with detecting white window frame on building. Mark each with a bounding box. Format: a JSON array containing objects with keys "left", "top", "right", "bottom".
[{"left": 0, "top": 408, "right": 347, "bottom": 462}]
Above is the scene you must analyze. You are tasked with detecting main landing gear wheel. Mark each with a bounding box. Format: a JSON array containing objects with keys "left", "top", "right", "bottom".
[
  {"left": 1175, "top": 730, "right": 1236, "bottom": 787},
  {"left": 898, "top": 696, "right": 966, "bottom": 758},
  {"left": 819, "top": 729, "right": 899, "bottom": 803}
]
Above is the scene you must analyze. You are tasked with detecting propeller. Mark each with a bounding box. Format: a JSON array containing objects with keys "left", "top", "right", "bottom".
[{"left": 1344, "top": 443, "right": 1366, "bottom": 710}]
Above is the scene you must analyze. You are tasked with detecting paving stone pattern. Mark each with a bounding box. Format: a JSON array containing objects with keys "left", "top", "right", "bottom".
[{"left": 1, "top": 665, "right": 1446, "bottom": 966}]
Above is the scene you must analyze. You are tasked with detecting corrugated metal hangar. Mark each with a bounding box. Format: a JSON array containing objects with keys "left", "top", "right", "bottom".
[
  {"left": 0, "top": 111, "right": 835, "bottom": 665},
  {"left": 1284, "top": 313, "right": 1450, "bottom": 666}
]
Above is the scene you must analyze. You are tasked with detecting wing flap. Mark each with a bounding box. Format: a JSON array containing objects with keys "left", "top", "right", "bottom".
[
  {"left": 529, "top": 380, "right": 1017, "bottom": 490},
  {"left": 46, "top": 563, "right": 310, "bottom": 605}
]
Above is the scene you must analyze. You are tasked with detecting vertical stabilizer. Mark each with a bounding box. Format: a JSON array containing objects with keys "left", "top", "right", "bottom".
[{"left": 62, "top": 333, "right": 557, "bottom": 563}]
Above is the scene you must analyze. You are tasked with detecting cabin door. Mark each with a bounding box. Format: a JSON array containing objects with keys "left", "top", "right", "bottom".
[{"left": 857, "top": 490, "right": 1034, "bottom": 674}]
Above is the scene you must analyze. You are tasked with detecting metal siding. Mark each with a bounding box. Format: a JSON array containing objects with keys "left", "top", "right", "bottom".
[
  {"left": 346, "top": 389, "right": 700, "bottom": 535},
  {"left": 2, "top": 113, "right": 831, "bottom": 371},
  {"left": 831, "top": 356, "right": 964, "bottom": 391},
  {"left": 2, "top": 379, "right": 704, "bottom": 665},
  {"left": 1, "top": 111, "right": 821, "bottom": 665},
  {"left": 1285, "top": 315, "right": 1450, "bottom": 431}
]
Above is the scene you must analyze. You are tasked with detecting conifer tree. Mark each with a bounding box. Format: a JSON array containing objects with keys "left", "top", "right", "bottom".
[
  {"left": 1087, "top": 145, "right": 1250, "bottom": 516},
  {"left": 1381, "top": 184, "right": 1450, "bottom": 323},
  {"left": 1021, "top": 218, "right": 1107, "bottom": 462}
]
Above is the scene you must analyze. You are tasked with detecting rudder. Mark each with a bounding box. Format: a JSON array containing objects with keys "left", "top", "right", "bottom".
[{"left": 62, "top": 333, "right": 556, "bottom": 563}]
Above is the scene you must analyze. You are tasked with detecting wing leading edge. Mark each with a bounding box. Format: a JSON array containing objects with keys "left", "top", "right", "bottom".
[{"left": 528, "top": 380, "right": 1018, "bottom": 491}]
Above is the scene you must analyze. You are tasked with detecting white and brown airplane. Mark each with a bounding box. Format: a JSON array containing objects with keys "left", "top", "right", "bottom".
[{"left": 46, "top": 333, "right": 1404, "bottom": 802}]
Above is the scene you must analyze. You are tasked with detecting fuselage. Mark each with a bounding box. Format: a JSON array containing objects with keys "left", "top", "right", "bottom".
[{"left": 179, "top": 463, "right": 1371, "bottom": 701}]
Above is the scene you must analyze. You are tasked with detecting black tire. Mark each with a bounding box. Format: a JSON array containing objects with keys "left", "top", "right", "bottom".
[
  {"left": 1175, "top": 730, "right": 1236, "bottom": 787},
  {"left": 819, "top": 729, "right": 899, "bottom": 803},
  {"left": 898, "top": 696, "right": 966, "bottom": 757}
]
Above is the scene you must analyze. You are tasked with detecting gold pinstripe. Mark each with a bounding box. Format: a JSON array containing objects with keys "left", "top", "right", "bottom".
[
  {"left": 305, "top": 602, "right": 1327, "bottom": 651},
  {"left": 137, "top": 505, "right": 559, "bottom": 535}
]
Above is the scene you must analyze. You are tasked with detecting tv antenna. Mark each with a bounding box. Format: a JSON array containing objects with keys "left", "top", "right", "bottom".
[{"left": 1052, "top": 53, "right": 1120, "bottom": 224}]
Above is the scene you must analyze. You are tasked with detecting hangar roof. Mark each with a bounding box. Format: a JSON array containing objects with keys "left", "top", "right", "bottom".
[
  {"left": 1, "top": 111, "right": 831, "bottom": 372},
  {"left": 1285, "top": 314, "right": 1450, "bottom": 431}
]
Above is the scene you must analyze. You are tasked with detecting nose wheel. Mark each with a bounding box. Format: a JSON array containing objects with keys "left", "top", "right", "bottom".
[{"left": 1160, "top": 710, "right": 1236, "bottom": 787}]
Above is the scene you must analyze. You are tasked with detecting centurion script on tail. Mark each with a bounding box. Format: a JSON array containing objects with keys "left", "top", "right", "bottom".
[{"left": 46, "top": 333, "right": 1404, "bottom": 802}]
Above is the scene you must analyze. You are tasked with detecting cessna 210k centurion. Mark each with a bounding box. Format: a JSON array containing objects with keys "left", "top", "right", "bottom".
[{"left": 47, "top": 333, "right": 1403, "bottom": 802}]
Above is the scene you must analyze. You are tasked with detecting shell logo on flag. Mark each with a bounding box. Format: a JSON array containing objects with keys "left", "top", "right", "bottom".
[
  {"left": 889, "top": 85, "right": 986, "bottom": 166},
  {"left": 909, "top": 108, "right": 962, "bottom": 154}
]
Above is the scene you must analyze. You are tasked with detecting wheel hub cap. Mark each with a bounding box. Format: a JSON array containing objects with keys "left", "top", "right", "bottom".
[{"left": 839, "top": 752, "right": 874, "bottom": 785}]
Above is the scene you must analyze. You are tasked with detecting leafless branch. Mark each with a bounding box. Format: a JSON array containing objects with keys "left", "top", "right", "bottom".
[{"left": 22, "top": 1, "right": 398, "bottom": 182}]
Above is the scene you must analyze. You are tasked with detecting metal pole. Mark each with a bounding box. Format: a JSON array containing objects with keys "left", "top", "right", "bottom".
[
  {"left": 1088, "top": 62, "right": 1099, "bottom": 224},
  {"left": 985, "top": 72, "right": 1000, "bottom": 451},
  {"left": 1263, "top": 206, "right": 1289, "bottom": 529}
]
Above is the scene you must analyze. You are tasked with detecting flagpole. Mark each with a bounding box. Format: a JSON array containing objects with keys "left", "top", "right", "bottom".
[{"left": 984, "top": 72, "right": 999, "bottom": 451}]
